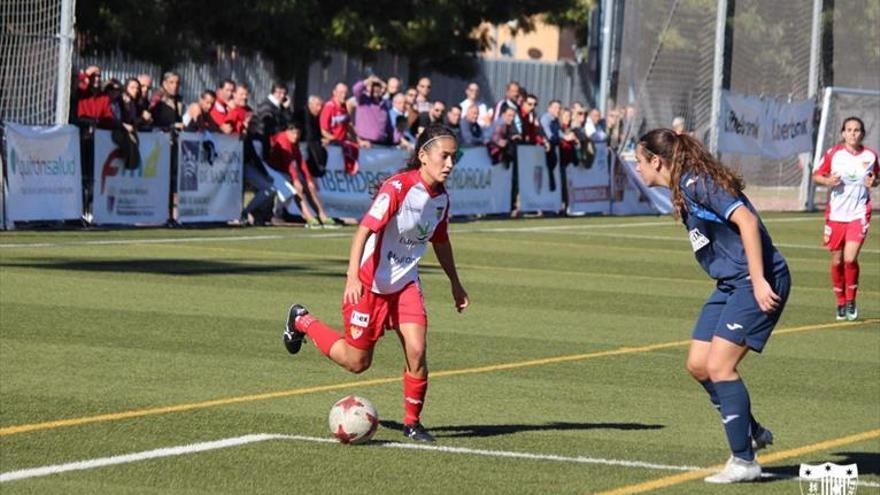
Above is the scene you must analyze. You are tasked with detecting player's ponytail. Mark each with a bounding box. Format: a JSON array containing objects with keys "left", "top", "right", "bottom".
[
  {"left": 639, "top": 128, "right": 743, "bottom": 218},
  {"left": 407, "top": 123, "right": 457, "bottom": 170}
]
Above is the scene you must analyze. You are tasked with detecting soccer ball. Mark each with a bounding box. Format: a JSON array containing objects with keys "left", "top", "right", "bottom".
[{"left": 328, "top": 395, "right": 379, "bottom": 444}]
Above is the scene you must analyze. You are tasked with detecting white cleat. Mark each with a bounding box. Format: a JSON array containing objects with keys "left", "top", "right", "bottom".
[
  {"left": 704, "top": 456, "right": 762, "bottom": 484},
  {"left": 752, "top": 427, "right": 774, "bottom": 451}
]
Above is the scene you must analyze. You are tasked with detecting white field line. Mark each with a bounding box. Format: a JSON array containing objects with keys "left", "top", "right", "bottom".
[
  {"left": 0, "top": 216, "right": 824, "bottom": 249},
  {"left": 3, "top": 433, "right": 878, "bottom": 488}
]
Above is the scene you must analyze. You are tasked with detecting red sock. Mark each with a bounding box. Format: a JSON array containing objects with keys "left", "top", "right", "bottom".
[
  {"left": 831, "top": 262, "right": 846, "bottom": 306},
  {"left": 844, "top": 260, "right": 859, "bottom": 303},
  {"left": 403, "top": 371, "right": 428, "bottom": 425},
  {"left": 296, "top": 315, "right": 342, "bottom": 356}
]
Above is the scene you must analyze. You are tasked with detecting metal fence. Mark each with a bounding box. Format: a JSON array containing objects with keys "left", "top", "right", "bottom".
[
  {"left": 612, "top": 0, "right": 880, "bottom": 211},
  {"left": 73, "top": 49, "right": 596, "bottom": 117}
]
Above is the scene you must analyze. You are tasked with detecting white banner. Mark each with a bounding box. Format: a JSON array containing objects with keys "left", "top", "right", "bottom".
[
  {"left": 92, "top": 130, "right": 171, "bottom": 225},
  {"left": 763, "top": 97, "right": 814, "bottom": 159},
  {"left": 314, "top": 145, "right": 512, "bottom": 219},
  {"left": 718, "top": 91, "right": 815, "bottom": 159},
  {"left": 4, "top": 123, "right": 82, "bottom": 222},
  {"left": 445, "top": 147, "right": 511, "bottom": 215},
  {"left": 177, "top": 132, "right": 243, "bottom": 223},
  {"left": 566, "top": 162, "right": 611, "bottom": 215},
  {"left": 516, "top": 145, "right": 562, "bottom": 212},
  {"left": 718, "top": 91, "right": 764, "bottom": 156}
]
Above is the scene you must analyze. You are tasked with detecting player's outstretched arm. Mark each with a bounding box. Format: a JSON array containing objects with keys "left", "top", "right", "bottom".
[
  {"left": 729, "top": 206, "right": 780, "bottom": 314},
  {"left": 432, "top": 241, "right": 469, "bottom": 313}
]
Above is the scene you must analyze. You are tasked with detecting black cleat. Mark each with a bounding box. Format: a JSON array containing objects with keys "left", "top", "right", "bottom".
[
  {"left": 403, "top": 422, "right": 435, "bottom": 443},
  {"left": 283, "top": 304, "right": 309, "bottom": 354},
  {"left": 836, "top": 305, "right": 846, "bottom": 321}
]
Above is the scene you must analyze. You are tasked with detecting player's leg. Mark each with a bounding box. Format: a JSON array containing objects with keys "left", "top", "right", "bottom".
[
  {"left": 284, "top": 304, "right": 374, "bottom": 373},
  {"left": 393, "top": 282, "right": 433, "bottom": 442},
  {"left": 826, "top": 220, "right": 847, "bottom": 319},
  {"left": 687, "top": 288, "right": 726, "bottom": 412},
  {"left": 704, "top": 337, "right": 760, "bottom": 483},
  {"left": 288, "top": 177, "right": 319, "bottom": 226},
  {"left": 842, "top": 221, "right": 866, "bottom": 320}
]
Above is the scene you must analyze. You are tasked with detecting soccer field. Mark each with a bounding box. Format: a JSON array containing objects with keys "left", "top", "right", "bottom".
[{"left": 1, "top": 212, "right": 878, "bottom": 494}]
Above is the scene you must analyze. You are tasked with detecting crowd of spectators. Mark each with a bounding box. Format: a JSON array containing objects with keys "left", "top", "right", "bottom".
[{"left": 73, "top": 64, "right": 636, "bottom": 224}]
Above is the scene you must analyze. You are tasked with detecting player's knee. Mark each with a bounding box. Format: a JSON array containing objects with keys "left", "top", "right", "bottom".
[
  {"left": 685, "top": 359, "right": 708, "bottom": 380},
  {"left": 345, "top": 359, "right": 371, "bottom": 374},
  {"left": 843, "top": 254, "right": 858, "bottom": 264},
  {"left": 705, "top": 361, "right": 736, "bottom": 382}
]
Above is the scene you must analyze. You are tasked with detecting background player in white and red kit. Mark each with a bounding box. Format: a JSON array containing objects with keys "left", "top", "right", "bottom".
[
  {"left": 282, "top": 124, "right": 469, "bottom": 442},
  {"left": 813, "top": 116, "right": 879, "bottom": 320}
]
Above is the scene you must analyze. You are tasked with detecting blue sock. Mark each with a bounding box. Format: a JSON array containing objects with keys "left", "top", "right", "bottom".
[
  {"left": 701, "top": 379, "right": 763, "bottom": 434},
  {"left": 699, "top": 380, "right": 721, "bottom": 412},
  {"left": 713, "top": 379, "right": 755, "bottom": 461}
]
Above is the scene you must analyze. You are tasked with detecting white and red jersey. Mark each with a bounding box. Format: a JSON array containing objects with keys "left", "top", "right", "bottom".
[
  {"left": 359, "top": 169, "right": 450, "bottom": 294},
  {"left": 814, "top": 144, "right": 879, "bottom": 222}
]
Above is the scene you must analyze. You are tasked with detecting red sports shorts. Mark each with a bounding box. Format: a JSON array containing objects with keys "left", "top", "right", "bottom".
[
  {"left": 824, "top": 213, "right": 871, "bottom": 251},
  {"left": 341, "top": 281, "right": 427, "bottom": 350}
]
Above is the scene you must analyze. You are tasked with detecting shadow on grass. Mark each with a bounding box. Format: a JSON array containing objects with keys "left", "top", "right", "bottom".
[
  {"left": 379, "top": 420, "right": 664, "bottom": 438},
  {"left": 0, "top": 258, "right": 346, "bottom": 277}
]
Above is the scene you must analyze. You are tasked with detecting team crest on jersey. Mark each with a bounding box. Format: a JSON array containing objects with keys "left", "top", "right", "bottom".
[
  {"left": 349, "top": 310, "right": 370, "bottom": 327},
  {"left": 688, "top": 228, "right": 710, "bottom": 252},
  {"left": 369, "top": 193, "right": 391, "bottom": 220},
  {"left": 799, "top": 463, "right": 858, "bottom": 495},
  {"left": 349, "top": 326, "right": 364, "bottom": 340}
]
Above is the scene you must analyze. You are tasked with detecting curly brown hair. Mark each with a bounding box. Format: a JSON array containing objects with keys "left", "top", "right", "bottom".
[{"left": 638, "top": 128, "right": 744, "bottom": 218}]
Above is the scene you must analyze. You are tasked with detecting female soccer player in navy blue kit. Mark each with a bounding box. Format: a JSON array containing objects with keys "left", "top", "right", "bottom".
[{"left": 635, "top": 128, "right": 791, "bottom": 483}]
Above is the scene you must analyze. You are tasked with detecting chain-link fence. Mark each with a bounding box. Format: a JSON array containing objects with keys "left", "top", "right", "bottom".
[
  {"left": 0, "top": 0, "right": 74, "bottom": 125},
  {"left": 613, "top": 0, "right": 879, "bottom": 211}
]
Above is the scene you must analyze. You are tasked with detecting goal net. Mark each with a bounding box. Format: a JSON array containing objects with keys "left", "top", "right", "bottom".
[{"left": 0, "top": 0, "right": 74, "bottom": 125}]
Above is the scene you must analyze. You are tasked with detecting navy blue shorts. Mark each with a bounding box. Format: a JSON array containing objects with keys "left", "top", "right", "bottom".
[{"left": 692, "top": 270, "right": 791, "bottom": 353}]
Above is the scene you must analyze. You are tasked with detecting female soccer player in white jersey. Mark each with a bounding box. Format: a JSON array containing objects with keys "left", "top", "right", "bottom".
[
  {"left": 813, "top": 116, "right": 879, "bottom": 321},
  {"left": 282, "top": 123, "right": 469, "bottom": 442},
  {"left": 635, "top": 128, "right": 791, "bottom": 483}
]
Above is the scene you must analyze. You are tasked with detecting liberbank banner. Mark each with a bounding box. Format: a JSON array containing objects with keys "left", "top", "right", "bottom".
[
  {"left": 177, "top": 132, "right": 243, "bottom": 223},
  {"left": 92, "top": 130, "right": 171, "bottom": 225},
  {"left": 718, "top": 90, "right": 814, "bottom": 159},
  {"left": 4, "top": 123, "right": 82, "bottom": 222},
  {"left": 316, "top": 145, "right": 511, "bottom": 218}
]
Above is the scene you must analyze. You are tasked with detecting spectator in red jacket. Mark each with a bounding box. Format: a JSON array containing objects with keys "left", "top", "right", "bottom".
[
  {"left": 210, "top": 79, "right": 236, "bottom": 133},
  {"left": 320, "top": 82, "right": 360, "bottom": 175},
  {"left": 76, "top": 65, "right": 114, "bottom": 128},
  {"left": 226, "top": 84, "right": 252, "bottom": 134}
]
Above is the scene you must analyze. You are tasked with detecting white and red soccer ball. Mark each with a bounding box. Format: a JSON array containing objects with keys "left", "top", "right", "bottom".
[{"left": 328, "top": 395, "right": 379, "bottom": 444}]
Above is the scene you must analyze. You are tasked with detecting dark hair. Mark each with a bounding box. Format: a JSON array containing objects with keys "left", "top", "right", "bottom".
[
  {"left": 124, "top": 77, "right": 140, "bottom": 94},
  {"left": 286, "top": 120, "right": 302, "bottom": 132},
  {"left": 406, "top": 123, "right": 457, "bottom": 169},
  {"left": 448, "top": 105, "right": 462, "bottom": 113},
  {"left": 638, "top": 128, "right": 743, "bottom": 219},
  {"left": 840, "top": 116, "right": 865, "bottom": 135},
  {"left": 549, "top": 99, "right": 561, "bottom": 107},
  {"left": 220, "top": 78, "right": 235, "bottom": 89},
  {"left": 271, "top": 82, "right": 287, "bottom": 93},
  {"left": 200, "top": 89, "right": 216, "bottom": 100}
]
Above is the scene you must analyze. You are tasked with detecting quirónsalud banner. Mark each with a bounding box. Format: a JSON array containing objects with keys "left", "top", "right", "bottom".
[
  {"left": 92, "top": 130, "right": 171, "bottom": 225},
  {"left": 316, "top": 145, "right": 511, "bottom": 218},
  {"left": 177, "top": 132, "right": 243, "bottom": 223},
  {"left": 718, "top": 90, "right": 814, "bottom": 159},
  {"left": 4, "top": 123, "right": 83, "bottom": 222}
]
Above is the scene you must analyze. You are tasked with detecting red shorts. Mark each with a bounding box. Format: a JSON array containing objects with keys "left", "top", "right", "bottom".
[
  {"left": 824, "top": 214, "right": 871, "bottom": 251},
  {"left": 341, "top": 281, "right": 427, "bottom": 350}
]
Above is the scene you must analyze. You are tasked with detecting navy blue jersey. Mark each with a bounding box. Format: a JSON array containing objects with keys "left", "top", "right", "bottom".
[{"left": 679, "top": 171, "right": 787, "bottom": 284}]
